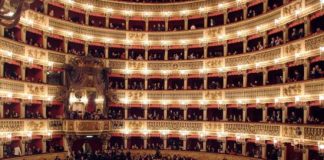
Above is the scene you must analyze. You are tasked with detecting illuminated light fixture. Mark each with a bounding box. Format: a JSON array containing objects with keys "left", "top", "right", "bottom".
[
  {"left": 321, "top": 0, "right": 324, "bottom": 4},
  {"left": 273, "top": 139, "right": 278, "bottom": 144},
  {"left": 67, "top": 0, "right": 74, "bottom": 4},
  {"left": 5, "top": 11, "right": 14, "bottom": 17},
  {"left": 104, "top": 37, "right": 113, "bottom": 43},
  {"left": 48, "top": 61, "right": 54, "bottom": 67},
  {"left": 121, "top": 98, "right": 129, "bottom": 104},
  {"left": 4, "top": 50, "right": 13, "bottom": 57},
  {"left": 65, "top": 31, "right": 73, "bottom": 37},
  {"left": 218, "top": 34, "right": 225, "bottom": 41},
  {"left": 274, "top": 97, "right": 280, "bottom": 103},
  {"left": 123, "top": 128, "right": 131, "bottom": 135},
  {"left": 142, "top": 99, "right": 150, "bottom": 105},
  {"left": 180, "top": 39, "right": 188, "bottom": 45},
  {"left": 143, "top": 11, "right": 152, "bottom": 17},
  {"left": 95, "top": 97, "right": 104, "bottom": 103},
  {"left": 274, "top": 18, "right": 281, "bottom": 26},
  {"left": 5, "top": 132, "right": 12, "bottom": 140},
  {"left": 255, "top": 136, "right": 260, "bottom": 141},
  {"left": 27, "top": 94, "right": 33, "bottom": 100},
  {"left": 81, "top": 96, "right": 88, "bottom": 104},
  {"left": 179, "top": 70, "right": 187, "bottom": 75},
  {"left": 180, "top": 10, "right": 189, "bottom": 16},
  {"left": 218, "top": 67, "right": 225, "bottom": 72},
  {"left": 295, "top": 9, "right": 301, "bottom": 17},
  {"left": 320, "top": 46, "right": 324, "bottom": 52},
  {"left": 217, "top": 132, "right": 227, "bottom": 137},
  {"left": 84, "top": 4, "right": 94, "bottom": 11},
  {"left": 162, "top": 11, "right": 172, "bottom": 17},
  {"left": 217, "top": 100, "right": 223, "bottom": 104},
  {"left": 123, "top": 10, "right": 134, "bottom": 16},
  {"left": 47, "top": 26, "right": 53, "bottom": 32},
  {"left": 26, "top": 131, "right": 33, "bottom": 138},
  {"left": 319, "top": 95, "right": 324, "bottom": 100},
  {"left": 199, "top": 99, "right": 207, "bottom": 105},
  {"left": 124, "top": 39, "right": 133, "bottom": 45},
  {"left": 256, "top": 25, "right": 263, "bottom": 32},
  {"left": 237, "top": 65, "right": 243, "bottom": 70},
  {"left": 255, "top": 62, "right": 261, "bottom": 68},
  {"left": 161, "top": 99, "right": 169, "bottom": 106},
  {"left": 237, "top": 30, "right": 245, "bottom": 37},
  {"left": 179, "top": 130, "right": 189, "bottom": 136},
  {"left": 199, "top": 37, "right": 209, "bottom": 43},
  {"left": 27, "top": 57, "right": 33, "bottom": 63},
  {"left": 237, "top": 99, "right": 243, "bottom": 104},
  {"left": 161, "top": 70, "right": 170, "bottom": 75},
  {"left": 295, "top": 52, "right": 301, "bottom": 58},
  {"left": 7, "top": 92, "right": 13, "bottom": 98},
  {"left": 295, "top": 96, "right": 301, "bottom": 102},
  {"left": 124, "top": 68, "right": 132, "bottom": 75},
  {"left": 256, "top": 98, "right": 260, "bottom": 103},
  {"left": 25, "top": 19, "right": 34, "bottom": 26},
  {"left": 198, "top": 6, "right": 207, "bottom": 13},
  {"left": 160, "top": 130, "right": 170, "bottom": 136},
  {"left": 142, "top": 40, "right": 151, "bottom": 46},
  {"left": 86, "top": 135, "right": 93, "bottom": 138},
  {"left": 235, "top": 134, "right": 241, "bottom": 140},
  {"left": 160, "top": 40, "right": 170, "bottom": 46},
  {"left": 106, "top": 8, "right": 114, "bottom": 13},
  {"left": 84, "top": 35, "right": 94, "bottom": 41},
  {"left": 218, "top": 3, "right": 225, "bottom": 9},
  {"left": 199, "top": 68, "right": 206, "bottom": 74},
  {"left": 47, "top": 96, "right": 54, "bottom": 101},
  {"left": 142, "top": 68, "right": 151, "bottom": 75},
  {"left": 274, "top": 58, "right": 280, "bottom": 64},
  {"left": 180, "top": 99, "right": 189, "bottom": 105},
  {"left": 319, "top": 143, "right": 324, "bottom": 150},
  {"left": 142, "top": 129, "right": 150, "bottom": 135}
]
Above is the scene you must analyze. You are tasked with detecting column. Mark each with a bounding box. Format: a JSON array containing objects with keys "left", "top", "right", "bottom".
[
  {"left": 164, "top": 78, "right": 168, "bottom": 90},
  {"left": 20, "top": 103, "right": 25, "bottom": 118},
  {"left": 163, "top": 137, "right": 167, "bottom": 149},
  {"left": 21, "top": 141, "right": 26, "bottom": 156},
  {"left": 64, "top": 38, "right": 68, "bottom": 53},
  {"left": 164, "top": 49, "right": 168, "bottom": 60},
  {"left": 125, "top": 17, "right": 130, "bottom": 30},
  {"left": 64, "top": 6, "right": 69, "bottom": 20},
  {"left": 184, "top": 46, "right": 188, "bottom": 60},
  {"left": 182, "top": 137, "right": 187, "bottom": 150},
  {"left": 243, "top": 6, "right": 247, "bottom": 20},
  {"left": 143, "top": 137, "right": 148, "bottom": 149},
  {"left": 222, "top": 139, "right": 227, "bottom": 153},
  {"left": 243, "top": 38, "right": 247, "bottom": 53},
  {"left": 123, "top": 137, "right": 128, "bottom": 149},
  {"left": 242, "top": 141, "right": 247, "bottom": 155},
  {"left": 223, "top": 44, "right": 228, "bottom": 56},
  {"left": 125, "top": 77, "right": 128, "bottom": 89},
  {"left": 263, "top": 33, "right": 268, "bottom": 48},
  {"left": 304, "top": 60, "right": 309, "bottom": 80},
  {"left": 280, "top": 145, "right": 287, "bottom": 160},
  {"left": 105, "top": 15, "right": 110, "bottom": 28},
  {"left": 145, "top": 18, "right": 149, "bottom": 31},
  {"left": 42, "top": 103, "right": 47, "bottom": 118},
  {"left": 84, "top": 42, "right": 89, "bottom": 56},
  {"left": 144, "top": 48, "right": 149, "bottom": 60},
  {"left": 105, "top": 45, "right": 109, "bottom": 58},
  {"left": 144, "top": 77, "right": 148, "bottom": 90},
  {"left": 303, "top": 106, "right": 309, "bottom": 124},
  {"left": 224, "top": 12, "right": 228, "bottom": 25},
  {"left": 223, "top": 75, "right": 227, "bottom": 88},
  {"left": 203, "top": 107, "right": 207, "bottom": 121},
  {"left": 263, "top": 68, "right": 268, "bottom": 85},
  {"left": 21, "top": 64, "right": 26, "bottom": 80},
  {"left": 203, "top": 75, "right": 207, "bottom": 89},
  {"left": 0, "top": 26, "right": 5, "bottom": 37},
  {"left": 0, "top": 60, "right": 3, "bottom": 78},
  {"left": 163, "top": 107, "right": 167, "bottom": 120},
  {"left": 262, "top": 106, "right": 267, "bottom": 122},
  {"left": 282, "top": 65, "right": 288, "bottom": 83},
  {"left": 282, "top": 107, "right": 287, "bottom": 123},
  {"left": 44, "top": 1, "right": 48, "bottom": 14},
  {"left": 184, "top": 77, "right": 188, "bottom": 90},
  {"left": 62, "top": 136, "right": 68, "bottom": 152},
  {"left": 261, "top": 143, "right": 267, "bottom": 159},
  {"left": 202, "top": 139, "right": 207, "bottom": 151},
  {"left": 303, "top": 148, "right": 309, "bottom": 160},
  {"left": 21, "top": 26, "right": 26, "bottom": 43},
  {"left": 243, "top": 72, "right": 247, "bottom": 87},
  {"left": 124, "top": 107, "right": 128, "bottom": 119},
  {"left": 223, "top": 107, "right": 227, "bottom": 121},
  {"left": 125, "top": 47, "right": 129, "bottom": 59},
  {"left": 184, "top": 17, "right": 188, "bottom": 30},
  {"left": 203, "top": 14, "right": 208, "bottom": 28},
  {"left": 0, "top": 102, "right": 3, "bottom": 118},
  {"left": 43, "top": 69, "right": 47, "bottom": 84},
  {"left": 85, "top": 12, "right": 89, "bottom": 25},
  {"left": 144, "top": 106, "right": 148, "bottom": 119},
  {"left": 304, "top": 17, "right": 311, "bottom": 36},
  {"left": 203, "top": 45, "right": 208, "bottom": 59},
  {"left": 42, "top": 139, "right": 47, "bottom": 153},
  {"left": 183, "top": 108, "right": 188, "bottom": 120},
  {"left": 263, "top": 1, "right": 268, "bottom": 13},
  {"left": 242, "top": 106, "right": 247, "bottom": 122},
  {"left": 165, "top": 18, "right": 168, "bottom": 31},
  {"left": 43, "top": 34, "right": 48, "bottom": 49},
  {"left": 283, "top": 26, "right": 288, "bottom": 43},
  {"left": 0, "top": 143, "right": 3, "bottom": 159}
]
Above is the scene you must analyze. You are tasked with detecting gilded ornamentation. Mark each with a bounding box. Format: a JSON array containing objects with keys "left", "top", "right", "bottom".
[
  {"left": 111, "top": 121, "right": 124, "bottom": 130},
  {"left": 204, "top": 27, "right": 225, "bottom": 38},
  {"left": 76, "top": 121, "right": 101, "bottom": 131},
  {"left": 26, "top": 121, "right": 46, "bottom": 131},
  {"left": 224, "top": 123, "right": 280, "bottom": 136},
  {"left": 25, "top": 47, "right": 46, "bottom": 60},
  {"left": 25, "top": 10, "right": 49, "bottom": 26},
  {"left": 282, "top": 1, "right": 302, "bottom": 16},
  {"left": 48, "top": 52, "right": 66, "bottom": 63},
  {"left": 304, "top": 127, "right": 324, "bottom": 141},
  {"left": 282, "top": 126, "right": 303, "bottom": 139},
  {"left": 147, "top": 121, "right": 203, "bottom": 131},
  {"left": 283, "top": 84, "right": 302, "bottom": 96},
  {"left": 284, "top": 42, "right": 302, "bottom": 57},
  {"left": 304, "top": 34, "right": 324, "bottom": 51},
  {"left": 204, "top": 123, "right": 223, "bottom": 132},
  {"left": 128, "top": 61, "right": 146, "bottom": 70},
  {"left": 205, "top": 59, "right": 223, "bottom": 68},
  {"left": 127, "top": 91, "right": 144, "bottom": 100},
  {"left": 127, "top": 121, "right": 144, "bottom": 130},
  {"left": 0, "top": 121, "right": 24, "bottom": 132},
  {"left": 205, "top": 91, "right": 222, "bottom": 100},
  {"left": 127, "top": 32, "right": 148, "bottom": 41},
  {"left": 26, "top": 84, "right": 45, "bottom": 95}
]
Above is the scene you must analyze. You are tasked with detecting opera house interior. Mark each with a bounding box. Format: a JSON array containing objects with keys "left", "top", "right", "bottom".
[{"left": 0, "top": 0, "right": 323, "bottom": 159}]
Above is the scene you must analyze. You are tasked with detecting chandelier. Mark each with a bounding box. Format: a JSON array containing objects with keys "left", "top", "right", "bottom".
[{"left": 0, "top": 0, "right": 34, "bottom": 28}]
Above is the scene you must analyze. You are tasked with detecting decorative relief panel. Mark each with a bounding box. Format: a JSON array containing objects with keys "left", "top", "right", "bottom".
[
  {"left": 0, "top": 39, "right": 24, "bottom": 55},
  {"left": 204, "top": 123, "right": 223, "bottom": 132},
  {"left": 75, "top": 121, "right": 101, "bottom": 131},
  {"left": 205, "top": 59, "right": 224, "bottom": 68},
  {"left": 282, "top": 1, "right": 302, "bottom": 16},
  {"left": 225, "top": 87, "right": 280, "bottom": 99},
  {"left": 304, "top": 80, "right": 324, "bottom": 95},
  {"left": 304, "top": 127, "right": 324, "bottom": 141},
  {"left": 128, "top": 61, "right": 146, "bottom": 70},
  {"left": 0, "top": 121, "right": 24, "bottom": 132},
  {"left": 305, "top": 35, "right": 324, "bottom": 51},
  {"left": 48, "top": 52, "right": 66, "bottom": 63},
  {"left": 283, "top": 42, "right": 303, "bottom": 57},
  {"left": 0, "top": 80, "right": 24, "bottom": 92},
  {"left": 147, "top": 121, "right": 203, "bottom": 131},
  {"left": 205, "top": 91, "right": 222, "bottom": 100},
  {"left": 48, "top": 120, "right": 63, "bottom": 131},
  {"left": 127, "top": 91, "right": 145, "bottom": 101},
  {"left": 283, "top": 84, "right": 302, "bottom": 96},
  {"left": 204, "top": 27, "right": 225, "bottom": 38},
  {"left": 25, "top": 84, "right": 46, "bottom": 95},
  {"left": 25, "top": 121, "right": 46, "bottom": 131},
  {"left": 126, "top": 32, "right": 148, "bottom": 41},
  {"left": 126, "top": 121, "right": 145, "bottom": 130},
  {"left": 147, "top": 61, "right": 203, "bottom": 70},
  {"left": 25, "top": 10, "right": 49, "bottom": 26},
  {"left": 25, "top": 47, "right": 47, "bottom": 60},
  {"left": 224, "top": 123, "right": 280, "bottom": 136},
  {"left": 109, "top": 61, "right": 126, "bottom": 69},
  {"left": 111, "top": 121, "right": 125, "bottom": 130},
  {"left": 282, "top": 126, "right": 303, "bottom": 139},
  {"left": 147, "top": 92, "right": 202, "bottom": 100}
]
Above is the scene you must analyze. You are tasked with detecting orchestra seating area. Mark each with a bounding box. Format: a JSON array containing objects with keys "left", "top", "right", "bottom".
[{"left": 0, "top": 0, "right": 323, "bottom": 159}]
